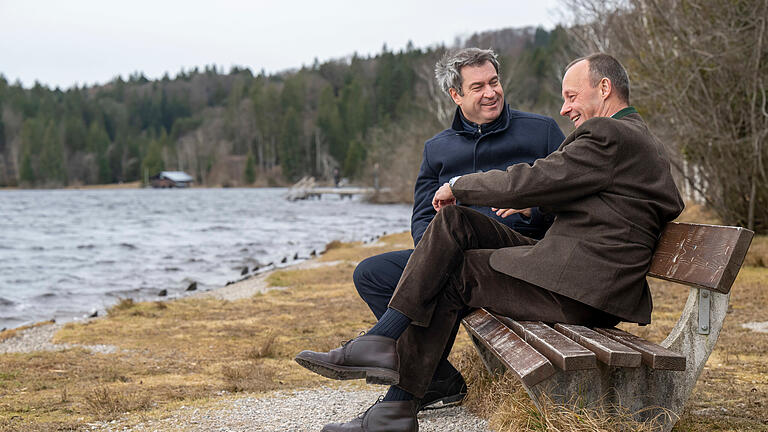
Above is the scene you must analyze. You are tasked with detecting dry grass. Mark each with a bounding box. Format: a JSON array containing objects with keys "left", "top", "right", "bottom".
[
  {"left": 455, "top": 347, "right": 663, "bottom": 431},
  {"left": 1, "top": 223, "right": 766, "bottom": 430},
  {"left": 221, "top": 361, "right": 279, "bottom": 393},
  {"left": 84, "top": 385, "right": 153, "bottom": 418},
  {"left": 744, "top": 236, "right": 768, "bottom": 267}
]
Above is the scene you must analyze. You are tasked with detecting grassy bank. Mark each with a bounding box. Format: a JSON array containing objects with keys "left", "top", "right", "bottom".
[{"left": 1, "top": 212, "right": 766, "bottom": 431}]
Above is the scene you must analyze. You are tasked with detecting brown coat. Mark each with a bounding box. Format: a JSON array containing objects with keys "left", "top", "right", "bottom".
[{"left": 451, "top": 113, "right": 684, "bottom": 324}]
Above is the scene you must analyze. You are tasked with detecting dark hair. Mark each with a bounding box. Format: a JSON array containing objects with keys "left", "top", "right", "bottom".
[
  {"left": 435, "top": 48, "right": 500, "bottom": 96},
  {"left": 565, "top": 53, "right": 630, "bottom": 104}
]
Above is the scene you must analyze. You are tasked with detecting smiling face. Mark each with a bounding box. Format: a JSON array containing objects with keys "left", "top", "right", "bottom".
[
  {"left": 560, "top": 59, "right": 605, "bottom": 128},
  {"left": 449, "top": 61, "right": 504, "bottom": 125}
]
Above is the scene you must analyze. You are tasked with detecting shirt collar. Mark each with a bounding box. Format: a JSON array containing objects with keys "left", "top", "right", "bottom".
[{"left": 611, "top": 106, "right": 638, "bottom": 119}]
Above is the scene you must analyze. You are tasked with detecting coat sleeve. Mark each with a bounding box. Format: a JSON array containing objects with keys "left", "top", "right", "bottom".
[
  {"left": 411, "top": 144, "right": 439, "bottom": 246},
  {"left": 547, "top": 118, "right": 566, "bottom": 152},
  {"left": 529, "top": 118, "right": 566, "bottom": 220},
  {"left": 452, "top": 119, "right": 617, "bottom": 209}
]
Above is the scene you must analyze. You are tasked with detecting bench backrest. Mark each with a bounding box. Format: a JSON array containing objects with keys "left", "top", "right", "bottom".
[{"left": 648, "top": 222, "right": 754, "bottom": 294}]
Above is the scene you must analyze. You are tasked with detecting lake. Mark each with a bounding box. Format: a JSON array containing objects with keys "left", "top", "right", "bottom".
[{"left": 0, "top": 188, "right": 411, "bottom": 330}]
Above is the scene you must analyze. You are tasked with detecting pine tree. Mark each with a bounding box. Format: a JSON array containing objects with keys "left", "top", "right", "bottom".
[
  {"left": 317, "top": 86, "right": 343, "bottom": 163},
  {"left": 141, "top": 138, "right": 165, "bottom": 183},
  {"left": 19, "top": 118, "right": 44, "bottom": 185},
  {"left": 0, "top": 114, "right": 5, "bottom": 153},
  {"left": 279, "top": 107, "right": 303, "bottom": 180},
  {"left": 20, "top": 153, "right": 35, "bottom": 184},
  {"left": 87, "top": 121, "right": 112, "bottom": 184},
  {"left": 343, "top": 137, "right": 366, "bottom": 177},
  {"left": 244, "top": 150, "right": 256, "bottom": 184},
  {"left": 39, "top": 120, "right": 67, "bottom": 185}
]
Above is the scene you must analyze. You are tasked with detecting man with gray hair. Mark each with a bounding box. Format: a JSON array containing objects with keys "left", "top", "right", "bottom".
[
  {"left": 297, "top": 47, "right": 564, "bottom": 430},
  {"left": 297, "top": 52, "right": 683, "bottom": 431}
]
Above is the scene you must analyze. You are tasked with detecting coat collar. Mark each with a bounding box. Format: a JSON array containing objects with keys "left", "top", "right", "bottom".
[{"left": 450, "top": 102, "right": 510, "bottom": 136}]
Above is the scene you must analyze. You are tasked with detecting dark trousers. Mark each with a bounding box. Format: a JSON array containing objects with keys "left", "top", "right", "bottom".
[
  {"left": 354, "top": 249, "right": 413, "bottom": 319},
  {"left": 354, "top": 249, "right": 460, "bottom": 381},
  {"left": 389, "top": 205, "right": 620, "bottom": 397}
]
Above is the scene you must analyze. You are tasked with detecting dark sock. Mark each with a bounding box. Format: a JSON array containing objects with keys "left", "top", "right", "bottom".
[
  {"left": 367, "top": 308, "right": 411, "bottom": 340},
  {"left": 434, "top": 359, "right": 459, "bottom": 381},
  {"left": 383, "top": 385, "right": 414, "bottom": 402}
]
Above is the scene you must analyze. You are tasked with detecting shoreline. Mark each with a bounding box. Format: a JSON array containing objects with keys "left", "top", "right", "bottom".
[
  {"left": 0, "top": 180, "right": 306, "bottom": 191},
  {"left": 0, "top": 239, "right": 349, "bottom": 336},
  {"left": 0, "top": 255, "right": 308, "bottom": 353}
]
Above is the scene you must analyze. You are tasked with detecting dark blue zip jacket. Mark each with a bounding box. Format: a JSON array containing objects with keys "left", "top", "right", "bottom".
[{"left": 411, "top": 104, "right": 565, "bottom": 245}]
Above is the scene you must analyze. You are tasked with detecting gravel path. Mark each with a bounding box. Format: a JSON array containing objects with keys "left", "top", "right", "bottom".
[
  {"left": 94, "top": 386, "right": 492, "bottom": 432},
  {"left": 0, "top": 322, "right": 116, "bottom": 354}
]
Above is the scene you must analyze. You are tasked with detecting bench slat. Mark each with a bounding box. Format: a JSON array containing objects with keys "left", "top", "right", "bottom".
[
  {"left": 595, "top": 327, "right": 686, "bottom": 370},
  {"left": 463, "top": 309, "right": 555, "bottom": 386},
  {"left": 648, "top": 222, "right": 754, "bottom": 294},
  {"left": 555, "top": 323, "right": 642, "bottom": 367},
  {"left": 497, "top": 318, "right": 597, "bottom": 371}
]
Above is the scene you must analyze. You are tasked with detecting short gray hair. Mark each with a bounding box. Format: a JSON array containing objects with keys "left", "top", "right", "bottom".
[
  {"left": 435, "top": 48, "right": 500, "bottom": 96},
  {"left": 565, "top": 53, "right": 630, "bottom": 104}
]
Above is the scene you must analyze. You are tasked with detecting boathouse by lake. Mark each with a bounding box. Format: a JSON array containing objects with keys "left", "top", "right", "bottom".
[{"left": 149, "top": 171, "right": 194, "bottom": 188}]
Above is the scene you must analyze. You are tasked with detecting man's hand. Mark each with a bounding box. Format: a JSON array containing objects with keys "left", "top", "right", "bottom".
[
  {"left": 492, "top": 207, "right": 532, "bottom": 218},
  {"left": 432, "top": 183, "right": 456, "bottom": 211}
]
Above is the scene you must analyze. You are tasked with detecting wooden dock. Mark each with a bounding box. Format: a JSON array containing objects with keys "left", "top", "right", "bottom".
[{"left": 285, "top": 177, "right": 389, "bottom": 201}]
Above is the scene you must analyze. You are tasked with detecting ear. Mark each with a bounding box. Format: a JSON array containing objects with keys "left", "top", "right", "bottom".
[
  {"left": 449, "top": 87, "right": 463, "bottom": 106},
  {"left": 599, "top": 78, "right": 612, "bottom": 100}
]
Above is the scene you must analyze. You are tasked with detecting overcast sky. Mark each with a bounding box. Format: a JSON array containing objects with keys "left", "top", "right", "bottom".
[{"left": 0, "top": 0, "right": 563, "bottom": 90}]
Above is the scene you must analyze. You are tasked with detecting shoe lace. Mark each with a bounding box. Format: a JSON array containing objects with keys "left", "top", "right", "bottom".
[
  {"left": 340, "top": 330, "right": 366, "bottom": 347},
  {"left": 355, "top": 395, "right": 385, "bottom": 419}
]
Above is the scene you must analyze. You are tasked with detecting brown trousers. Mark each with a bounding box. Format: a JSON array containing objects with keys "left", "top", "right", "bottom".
[{"left": 388, "top": 205, "right": 619, "bottom": 397}]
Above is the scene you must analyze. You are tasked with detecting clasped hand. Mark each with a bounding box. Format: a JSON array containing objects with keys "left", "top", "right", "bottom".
[
  {"left": 432, "top": 183, "right": 456, "bottom": 211},
  {"left": 431, "top": 183, "right": 531, "bottom": 218}
]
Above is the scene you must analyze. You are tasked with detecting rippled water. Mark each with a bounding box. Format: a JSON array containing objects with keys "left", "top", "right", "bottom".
[{"left": 0, "top": 188, "right": 411, "bottom": 329}]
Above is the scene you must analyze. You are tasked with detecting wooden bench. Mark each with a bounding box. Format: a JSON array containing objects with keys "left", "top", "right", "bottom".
[{"left": 462, "top": 222, "right": 754, "bottom": 431}]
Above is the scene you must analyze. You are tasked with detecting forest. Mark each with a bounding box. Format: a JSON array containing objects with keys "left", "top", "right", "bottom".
[
  {"left": 0, "top": 27, "right": 570, "bottom": 196},
  {"left": 2, "top": 0, "right": 766, "bottom": 233}
]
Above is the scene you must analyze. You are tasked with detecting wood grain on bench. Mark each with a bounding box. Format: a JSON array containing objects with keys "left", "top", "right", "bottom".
[
  {"left": 648, "top": 222, "right": 753, "bottom": 294},
  {"left": 595, "top": 327, "right": 686, "bottom": 370},
  {"left": 554, "top": 323, "right": 642, "bottom": 367},
  {"left": 496, "top": 317, "right": 597, "bottom": 371},
  {"left": 463, "top": 309, "right": 555, "bottom": 386}
]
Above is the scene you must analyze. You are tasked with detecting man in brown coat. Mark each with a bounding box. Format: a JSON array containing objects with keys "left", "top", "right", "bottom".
[{"left": 296, "top": 53, "right": 685, "bottom": 431}]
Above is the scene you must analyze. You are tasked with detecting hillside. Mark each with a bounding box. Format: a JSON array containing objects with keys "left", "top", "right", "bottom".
[{"left": 0, "top": 26, "right": 571, "bottom": 196}]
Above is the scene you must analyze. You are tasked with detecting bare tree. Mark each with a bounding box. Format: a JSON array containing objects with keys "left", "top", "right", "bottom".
[{"left": 562, "top": 0, "right": 768, "bottom": 232}]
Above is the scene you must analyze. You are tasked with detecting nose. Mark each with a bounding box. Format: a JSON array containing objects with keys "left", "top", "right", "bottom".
[
  {"left": 483, "top": 84, "right": 496, "bottom": 98},
  {"left": 559, "top": 101, "right": 570, "bottom": 117}
]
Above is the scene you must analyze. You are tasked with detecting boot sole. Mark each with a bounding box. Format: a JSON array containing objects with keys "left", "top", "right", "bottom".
[
  {"left": 295, "top": 354, "right": 399, "bottom": 385},
  {"left": 419, "top": 392, "right": 466, "bottom": 411}
]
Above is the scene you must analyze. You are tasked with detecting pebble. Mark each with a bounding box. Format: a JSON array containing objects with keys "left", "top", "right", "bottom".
[{"left": 96, "top": 386, "right": 491, "bottom": 431}]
